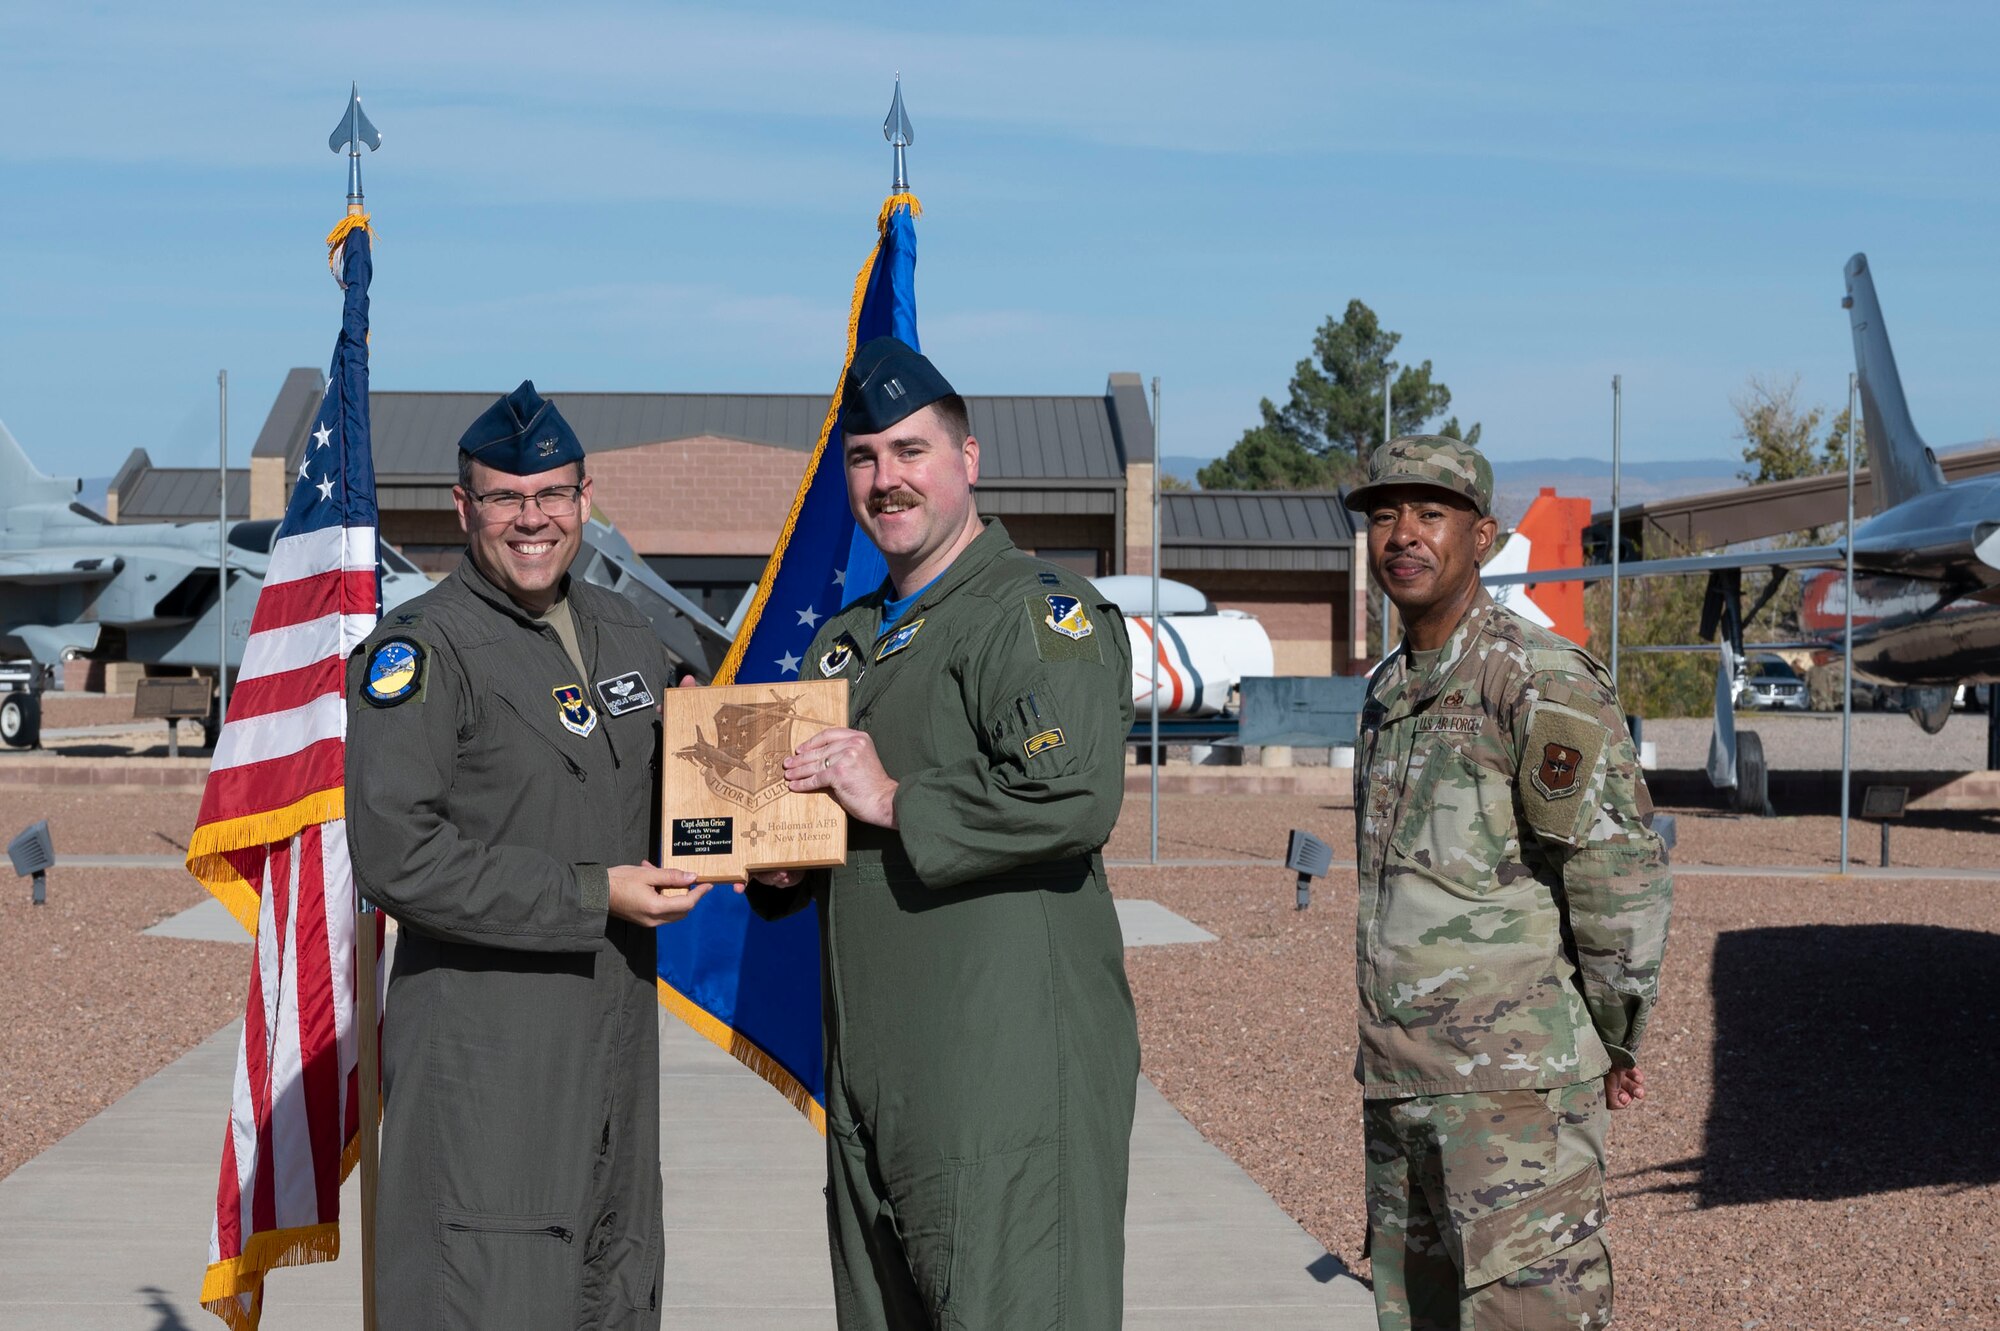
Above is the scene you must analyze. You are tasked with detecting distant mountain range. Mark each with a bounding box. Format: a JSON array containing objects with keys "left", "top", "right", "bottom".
[{"left": 1158, "top": 454, "right": 1745, "bottom": 528}]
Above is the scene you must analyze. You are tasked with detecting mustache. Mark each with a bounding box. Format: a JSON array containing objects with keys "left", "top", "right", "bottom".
[{"left": 869, "top": 492, "right": 917, "bottom": 514}]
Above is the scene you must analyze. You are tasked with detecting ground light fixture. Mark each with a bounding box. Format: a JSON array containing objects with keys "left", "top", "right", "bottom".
[
  {"left": 9, "top": 819, "right": 53, "bottom": 906},
  {"left": 1285, "top": 828, "right": 1332, "bottom": 910}
]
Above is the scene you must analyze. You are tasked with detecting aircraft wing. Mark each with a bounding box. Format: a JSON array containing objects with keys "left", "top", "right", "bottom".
[
  {"left": 0, "top": 553, "right": 122, "bottom": 586},
  {"left": 1481, "top": 543, "right": 1849, "bottom": 588}
]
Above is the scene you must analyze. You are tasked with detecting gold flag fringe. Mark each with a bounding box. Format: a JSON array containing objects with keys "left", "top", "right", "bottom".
[
  {"left": 199, "top": 1222, "right": 342, "bottom": 1329},
  {"left": 658, "top": 980, "right": 828, "bottom": 1134},
  {"left": 185, "top": 788, "right": 348, "bottom": 934}
]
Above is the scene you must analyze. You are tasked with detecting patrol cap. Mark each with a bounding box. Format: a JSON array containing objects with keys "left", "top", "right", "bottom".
[
  {"left": 1344, "top": 434, "right": 1493, "bottom": 518},
  {"left": 457, "top": 380, "right": 584, "bottom": 478},
  {"left": 841, "top": 336, "right": 957, "bottom": 436}
]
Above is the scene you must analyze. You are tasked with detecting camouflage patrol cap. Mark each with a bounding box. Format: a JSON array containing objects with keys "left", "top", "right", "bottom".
[{"left": 1344, "top": 434, "right": 1493, "bottom": 517}]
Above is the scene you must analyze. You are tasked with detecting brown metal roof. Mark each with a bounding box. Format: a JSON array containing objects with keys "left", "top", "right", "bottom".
[
  {"left": 116, "top": 468, "right": 249, "bottom": 522},
  {"left": 253, "top": 371, "right": 1141, "bottom": 485},
  {"left": 1596, "top": 441, "right": 2000, "bottom": 553}
]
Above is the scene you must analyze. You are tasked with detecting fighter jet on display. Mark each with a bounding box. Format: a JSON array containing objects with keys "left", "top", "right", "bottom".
[
  {"left": 0, "top": 422, "right": 736, "bottom": 749},
  {"left": 0, "top": 422, "right": 433, "bottom": 748},
  {"left": 1483, "top": 253, "right": 2000, "bottom": 804}
]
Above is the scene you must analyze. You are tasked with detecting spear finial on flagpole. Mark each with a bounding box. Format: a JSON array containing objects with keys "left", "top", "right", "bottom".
[
  {"left": 883, "top": 74, "right": 913, "bottom": 193},
  {"left": 329, "top": 83, "right": 383, "bottom": 216}
]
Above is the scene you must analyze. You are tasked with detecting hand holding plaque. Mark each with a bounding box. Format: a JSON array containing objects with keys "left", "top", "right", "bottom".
[{"left": 661, "top": 680, "right": 849, "bottom": 881}]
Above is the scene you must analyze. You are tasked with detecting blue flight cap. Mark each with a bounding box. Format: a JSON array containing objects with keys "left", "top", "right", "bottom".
[
  {"left": 841, "top": 337, "right": 956, "bottom": 436},
  {"left": 456, "top": 380, "right": 584, "bottom": 477}
]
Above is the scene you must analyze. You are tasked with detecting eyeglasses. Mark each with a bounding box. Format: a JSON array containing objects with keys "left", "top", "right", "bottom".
[{"left": 466, "top": 485, "right": 584, "bottom": 519}]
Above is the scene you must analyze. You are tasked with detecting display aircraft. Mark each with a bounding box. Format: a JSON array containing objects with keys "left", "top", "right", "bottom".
[
  {"left": 1482, "top": 253, "right": 2000, "bottom": 804},
  {"left": 0, "top": 422, "right": 733, "bottom": 748}
]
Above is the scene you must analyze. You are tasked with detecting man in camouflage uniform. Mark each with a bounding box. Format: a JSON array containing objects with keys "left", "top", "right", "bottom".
[{"left": 1346, "top": 435, "right": 1673, "bottom": 1330}]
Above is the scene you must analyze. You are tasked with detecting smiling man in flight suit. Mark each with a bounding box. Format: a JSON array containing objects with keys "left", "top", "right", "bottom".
[
  {"left": 346, "top": 381, "right": 708, "bottom": 1330},
  {"left": 747, "top": 337, "right": 1139, "bottom": 1330},
  {"left": 1348, "top": 435, "right": 1673, "bottom": 1330}
]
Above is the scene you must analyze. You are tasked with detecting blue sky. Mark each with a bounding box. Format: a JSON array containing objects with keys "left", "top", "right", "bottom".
[{"left": 4, "top": 2, "right": 1998, "bottom": 480}]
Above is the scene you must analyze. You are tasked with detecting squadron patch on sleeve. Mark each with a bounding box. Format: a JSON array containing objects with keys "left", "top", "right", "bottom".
[
  {"left": 361, "top": 637, "right": 424, "bottom": 707},
  {"left": 1025, "top": 594, "right": 1103, "bottom": 663},
  {"left": 1519, "top": 700, "right": 1607, "bottom": 845},
  {"left": 1044, "top": 594, "right": 1093, "bottom": 640}
]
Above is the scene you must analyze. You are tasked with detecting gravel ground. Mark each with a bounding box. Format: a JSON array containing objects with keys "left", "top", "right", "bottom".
[
  {"left": 0, "top": 868, "right": 245, "bottom": 1181},
  {"left": 1105, "top": 790, "right": 2000, "bottom": 875},
  {"left": 1645, "top": 710, "right": 1993, "bottom": 773},
  {"left": 0, "top": 786, "right": 204, "bottom": 856},
  {"left": 1112, "top": 862, "right": 2000, "bottom": 1328}
]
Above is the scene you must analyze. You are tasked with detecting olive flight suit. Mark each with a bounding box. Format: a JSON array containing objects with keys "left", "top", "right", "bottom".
[
  {"left": 751, "top": 519, "right": 1139, "bottom": 1331},
  {"left": 346, "top": 556, "right": 672, "bottom": 1331}
]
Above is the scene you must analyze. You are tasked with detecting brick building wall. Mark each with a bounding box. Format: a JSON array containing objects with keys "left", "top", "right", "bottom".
[
  {"left": 588, "top": 435, "right": 811, "bottom": 557},
  {"left": 1175, "top": 569, "right": 1349, "bottom": 676}
]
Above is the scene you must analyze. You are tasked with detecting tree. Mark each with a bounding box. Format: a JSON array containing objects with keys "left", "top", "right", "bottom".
[
  {"left": 1195, "top": 425, "right": 1337, "bottom": 490},
  {"left": 1157, "top": 470, "right": 1193, "bottom": 492},
  {"left": 1201, "top": 300, "right": 1479, "bottom": 492},
  {"left": 1732, "top": 374, "right": 1866, "bottom": 483}
]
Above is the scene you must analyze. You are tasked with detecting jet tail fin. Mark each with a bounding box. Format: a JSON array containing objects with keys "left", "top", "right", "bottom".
[
  {"left": 1485, "top": 489, "right": 1591, "bottom": 647},
  {"left": 1845, "top": 253, "right": 1947, "bottom": 513},
  {"left": 0, "top": 420, "right": 82, "bottom": 512}
]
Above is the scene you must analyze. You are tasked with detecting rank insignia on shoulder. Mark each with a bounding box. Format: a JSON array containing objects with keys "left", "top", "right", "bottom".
[
  {"left": 362, "top": 637, "right": 424, "bottom": 707},
  {"left": 1044, "top": 594, "right": 1092, "bottom": 640},
  {"left": 1024, "top": 727, "right": 1067, "bottom": 758},
  {"left": 1038, "top": 571, "right": 1062, "bottom": 586},
  {"left": 595, "top": 670, "right": 655, "bottom": 716},
  {"left": 552, "top": 683, "right": 598, "bottom": 737},
  {"left": 876, "top": 618, "right": 925, "bottom": 661},
  {"left": 819, "top": 633, "right": 860, "bottom": 676}
]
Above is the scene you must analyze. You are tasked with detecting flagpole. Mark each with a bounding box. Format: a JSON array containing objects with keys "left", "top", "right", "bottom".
[{"left": 331, "top": 82, "right": 384, "bottom": 1331}]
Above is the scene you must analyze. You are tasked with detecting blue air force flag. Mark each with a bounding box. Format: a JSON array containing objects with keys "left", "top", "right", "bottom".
[{"left": 655, "top": 192, "right": 923, "bottom": 1128}]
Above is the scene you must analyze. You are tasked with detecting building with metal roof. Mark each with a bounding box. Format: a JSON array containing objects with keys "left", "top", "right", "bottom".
[
  {"left": 104, "top": 450, "right": 248, "bottom": 524},
  {"left": 112, "top": 368, "right": 1369, "bottom": 674}
]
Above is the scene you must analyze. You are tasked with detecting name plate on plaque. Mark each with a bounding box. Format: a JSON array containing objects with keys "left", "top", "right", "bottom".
[{"left": 661, "top": 679, "right": 849, "bottom": 881}]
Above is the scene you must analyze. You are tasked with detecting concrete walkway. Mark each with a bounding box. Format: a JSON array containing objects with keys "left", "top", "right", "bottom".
[{"left": 0, "top": 983, "right": 1372, "bottom": 1330}]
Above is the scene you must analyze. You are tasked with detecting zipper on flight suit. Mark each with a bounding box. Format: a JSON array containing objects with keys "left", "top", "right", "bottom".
[{"left": 491, "top": 693, "right": 588, "bottom": 782}]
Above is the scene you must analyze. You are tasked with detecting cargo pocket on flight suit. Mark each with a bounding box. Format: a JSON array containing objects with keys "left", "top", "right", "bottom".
[
  {"left": 434, "top": 1206, "right": 579, "bottom": 1330},
  {"left": 935, "top": 1139, "right": 1062, "bottom": 1331}
]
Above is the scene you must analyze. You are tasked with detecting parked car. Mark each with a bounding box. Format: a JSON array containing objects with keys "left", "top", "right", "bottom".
[{"left": 1735, "top": 654, "right": 1809, "bottom": 710}]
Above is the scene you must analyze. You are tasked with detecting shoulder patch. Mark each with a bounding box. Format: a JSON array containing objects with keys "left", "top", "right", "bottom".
[
  {"left": 1024, "top": 593, "right": 1103, "bottom": 663},
  {"left": 1519, "top": 700, "right": 1607, "bottom": 845},
  {"left": 361, "top": 637, "right": 425, "bottom": 707}
]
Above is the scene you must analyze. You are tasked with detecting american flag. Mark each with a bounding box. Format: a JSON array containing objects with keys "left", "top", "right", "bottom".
[{"left": 187, "top": 216, "right": 382, "bottom": 1330}]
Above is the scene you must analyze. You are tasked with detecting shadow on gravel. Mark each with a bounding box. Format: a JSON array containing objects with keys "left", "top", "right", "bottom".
[{"left": 1649, "top": 923, "right": 1999, "bottom": 1205}]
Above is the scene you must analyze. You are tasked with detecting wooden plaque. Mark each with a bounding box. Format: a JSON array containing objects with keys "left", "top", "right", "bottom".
[{"left": 661, "top": 679, "right": 849, "bottom": 881}]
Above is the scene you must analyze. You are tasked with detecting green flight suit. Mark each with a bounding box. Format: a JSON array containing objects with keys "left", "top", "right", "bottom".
[
  {"left": 346, "top": 556, "right": 672, "bottom": 1331},
  {"left": 751, "top": 519, "right": 1139, "bottom": 1331}
]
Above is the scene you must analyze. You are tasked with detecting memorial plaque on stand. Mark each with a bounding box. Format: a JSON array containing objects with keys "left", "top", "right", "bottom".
[{"left": 661, "top": 680, "right": 849, "bottom": 881}]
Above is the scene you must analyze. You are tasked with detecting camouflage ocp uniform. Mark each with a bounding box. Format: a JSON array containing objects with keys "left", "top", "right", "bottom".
[{"left": 1353, "top": 590, "right": 1673, "bottom": 1330}]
